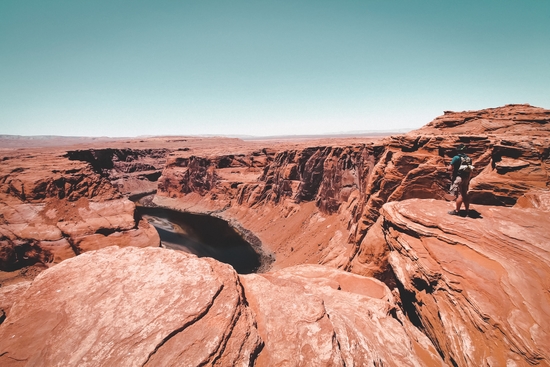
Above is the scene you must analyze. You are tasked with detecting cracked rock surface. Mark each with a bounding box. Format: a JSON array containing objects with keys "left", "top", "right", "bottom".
[
  {"left": 352, "top": 198, "right": 550, "bottom": 367},
  {"left": 0, "top": 246, "right": 448, "bottom": 366},
  {"left": 0, "top": 246, "right": 261, "bottom": 367}
]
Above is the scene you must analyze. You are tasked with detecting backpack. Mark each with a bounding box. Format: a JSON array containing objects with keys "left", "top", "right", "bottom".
[{"left": 458, "top": 154, "right": 474, "bottom": 174}]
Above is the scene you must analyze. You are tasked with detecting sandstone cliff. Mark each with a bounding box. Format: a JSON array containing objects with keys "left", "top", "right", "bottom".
[
  {"left": 351, "top": 199, "right": 550, "bottom": 366},
  {"left": 414, "top": 103, "right": 550, "bottom": 136},
  {"left": 154, "top": 104, "right": 550, "bottom": 271},
  {"left": 2, "top": 193, "right": 548, "bottom": 366},
  {"left": 0, "top": 149, "right": 160, "bottom": 275},
  {"left": 65, "top": 147, "right": 169, "bottom": 198},
  {"left": 0, "top": 105, "right": 549, "bottom": 366}
]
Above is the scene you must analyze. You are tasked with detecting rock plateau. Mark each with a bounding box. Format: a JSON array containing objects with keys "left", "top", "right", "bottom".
[{"left": 0, "top": 104, "right": 549, "bottom": 366}]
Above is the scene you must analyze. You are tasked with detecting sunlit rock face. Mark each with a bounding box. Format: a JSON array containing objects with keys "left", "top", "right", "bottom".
[
  {"left": 0, "top": 104, "right": 549, "bottom": 366},
  {"left": 0, "top": 151, "right": 161, "bottom": 272},
  {"left": 65, "top": 147, "right": 169, "bottom": 198},
  {"left": 352, "top": 199, "right": 550, "bottom": 367},
  {"left": 1, "top": 105, "right": 548, "bottom": 274},
  {"left": 155, "top": 104, "right": 550, "bottom": 271},
  {"left": 240, "top": 264, "right": 446, "bottom": 366},
  {"left": 0, "top": 247, "right": 262, "bottom": 367},
  {"left": 413, "top": 103, "right": 550, "bottom": 136},
  {"left": 0, "top": 246, "right": 446, "bottom": 367}
]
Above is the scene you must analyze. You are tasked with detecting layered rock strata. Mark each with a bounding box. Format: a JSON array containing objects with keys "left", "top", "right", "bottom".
[
  {"left": 0, "top": 151, "right": 160, "bottom": 273},
  {"left": 0, "top": 105, "right": 549, "bottom": 366},
  {"left": 155, "top": 105, "right": 549, "bottom": 271},
  {"left": 351, "top": 199, "right": 550, "bottom": 367},
  {"left": 65, "top": 148, "right": 169, "bottom": 198},
  {"left": 413, "top": 103, "right": 550, "bottom": 136}
]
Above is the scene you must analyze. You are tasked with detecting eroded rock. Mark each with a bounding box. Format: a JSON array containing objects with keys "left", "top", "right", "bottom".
[
  {"left": 0, "top": 246, "right": 449, "bottom": 366},
  {"left": 0, "top": 149, "right": 161, "bottom": 274},
  {"left": 0, "top": 246, "right": 261, "bottom": 367},
  {"left": 241, "top": 264, "right": 446, "bottom": 366},
  {"left": 352, "top": 199, "right": 550, "bottom": 367}
]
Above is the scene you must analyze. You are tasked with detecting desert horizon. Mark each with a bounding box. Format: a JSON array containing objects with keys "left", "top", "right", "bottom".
[
  {"left": 1, "top": 0, "right": 549, "bottom": 365},
  {"left": 1, "top": 104, "right": 550, "bottom": 366}
]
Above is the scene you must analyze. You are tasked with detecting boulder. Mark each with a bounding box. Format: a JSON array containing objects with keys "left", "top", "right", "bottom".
[
  {"left": 241, "top": 264, "right": 446, "bottom": 366},
  {"left": 0, "top": 246, "right": 261, "bottom": 367}
]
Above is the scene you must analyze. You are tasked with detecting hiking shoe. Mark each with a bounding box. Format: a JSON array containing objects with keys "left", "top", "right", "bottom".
[{"left": 448, "top": 210, "right": 459, "bottom": 216}]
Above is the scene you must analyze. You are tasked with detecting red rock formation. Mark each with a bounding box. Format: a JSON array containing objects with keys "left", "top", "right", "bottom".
[
  {"left": 241, "top": 264, "right": 446, "bottom": 366},
  {"left": 65, "top": 148, "right": 169, "bottom": 198},
  {"left": 155, "top": 106, "right": 550, "bottom": 270},
  {"left": 413, "top": 103, "right": 550, "bottom": 136},
  {"left": 1, "top": 105, "right": 549, "bottom": 366},
  {"left": 154, "top": 144, "right": 378, "bottom": 270},
  {"left": 0, "top": 150, "right": 160, "bottom": 274},
  {"left": 0, "top": 246, "right": 262, "bottom": 366},
  {"left": 0, "top": 246, "right": 446, "bottom": 366},
  {"left": 515, "top": 189, "right": 550, "bottom": 211},
  {"left": 0, "top": 281, "right": 30, "bottom": 320},
  {"left": 351, "top": 199, "right": 550, "bottom": 366}
]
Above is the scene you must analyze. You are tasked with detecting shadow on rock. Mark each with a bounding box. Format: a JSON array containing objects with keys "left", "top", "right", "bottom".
[{"left": 466, "top": 209, "right": 483, "bottom": 219}]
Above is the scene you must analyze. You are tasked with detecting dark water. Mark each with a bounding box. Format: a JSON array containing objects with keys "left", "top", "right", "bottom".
[{"left": 137, "top": 206, "right": 262, "bottom": 274}]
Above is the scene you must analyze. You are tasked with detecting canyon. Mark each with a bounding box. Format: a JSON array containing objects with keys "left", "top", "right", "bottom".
[{"left": 0, "top": 104, "right": 549, "bottom": 366}]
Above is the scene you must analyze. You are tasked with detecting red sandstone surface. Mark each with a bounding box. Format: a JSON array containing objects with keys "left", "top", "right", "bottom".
[{"left": 0, "top": 104, "right": 549, "bottom": 366}]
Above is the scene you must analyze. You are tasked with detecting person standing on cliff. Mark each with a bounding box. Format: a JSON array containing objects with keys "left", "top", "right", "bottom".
[{"left": 448, "top": 144, "right": 474, "bottom": 216}]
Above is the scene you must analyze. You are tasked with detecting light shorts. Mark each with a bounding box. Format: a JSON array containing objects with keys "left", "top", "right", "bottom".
[{"left": 450, "top": 175, "right": 469, "bottom": 198}]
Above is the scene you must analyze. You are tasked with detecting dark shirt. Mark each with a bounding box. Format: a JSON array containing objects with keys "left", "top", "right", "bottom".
[{"left": 450, "top": 154, "right": 467, "bottom": 179}]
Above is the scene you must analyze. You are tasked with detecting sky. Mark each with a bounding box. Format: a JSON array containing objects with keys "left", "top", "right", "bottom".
[{"left": 1, "top": 1, "right": 549, "bottom": 137}]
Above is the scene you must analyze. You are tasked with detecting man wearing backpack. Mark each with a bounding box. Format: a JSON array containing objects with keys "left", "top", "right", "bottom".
[{"left": 448, "top": 144, "right": 474, "bottom": 216}]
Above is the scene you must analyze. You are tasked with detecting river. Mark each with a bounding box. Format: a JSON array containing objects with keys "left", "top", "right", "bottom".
[{"left": 136, "top": 206, "right": 262, "bottom": 274}]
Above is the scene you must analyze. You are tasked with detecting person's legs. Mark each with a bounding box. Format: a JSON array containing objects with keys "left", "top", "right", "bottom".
[
  {"left": 455, "top": 193, "right": 463, "bottom": 212},
  {"left": 449, "top": 176, "right": 462, "bottom": 215},
  {"left": 462, "top": 174, "right": 471, "bottom": 213}
]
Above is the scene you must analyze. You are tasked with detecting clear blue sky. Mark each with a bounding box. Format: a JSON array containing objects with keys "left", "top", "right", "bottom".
[{"left": 1, "top": 1, "right": 549, "bottom": 137}]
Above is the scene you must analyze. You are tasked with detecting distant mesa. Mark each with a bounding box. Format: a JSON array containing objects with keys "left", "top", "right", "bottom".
[{"left": 412, "top": 103, "right": 550, "bottom": 136}]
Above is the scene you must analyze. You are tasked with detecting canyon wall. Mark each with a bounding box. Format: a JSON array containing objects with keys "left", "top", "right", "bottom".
[
  {"left": 155, "top": 104, "right": 550, "bottom": 272},
  {"left": 0, "top": 148, "right": 162, "bottom": 275},
  {"left": 0, "top": 104, "right": 549, "bottom": 366}
]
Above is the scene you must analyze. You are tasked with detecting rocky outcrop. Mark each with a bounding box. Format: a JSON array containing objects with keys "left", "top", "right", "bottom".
[
  {"left": 0, "top": 281, "right": 30, "bottom": 321},
  {"left": 0, "top": 197, "right": 160, "bottom": 271},
  {"left": 413, "top": 103, "right": 550, "bottom": 136},
  {"left": 0, "top": 151, "right": 160, "bottom": 274},
  {"left": 515, "top": 189, "right": 550, "bottom": 211},
  {"left": 351, "top": 199, "right": 550, "bottom": 367},
  {"left": 0, "top": 246, "right": 446, "bottom": 366},
  {"left": 0, "top": 246, "right": 262, "bottom": 366},
  {"left": 468, "top": 136, "right": 550, "bottom": 206},
  {"left": 0, "top": 153, "right": 118, "bottom": 203},
  {"left": 241, "top": 264, "right": 446, "bottom": 366},
  {"left": 66, "top": 148, "right": 169, "bottom": 198},
  {"left": 1, "top": 198, "right": 549, "bottom": 366},
  {"left": 155, "top": 105, "right": 550, "bottom": 270}
]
